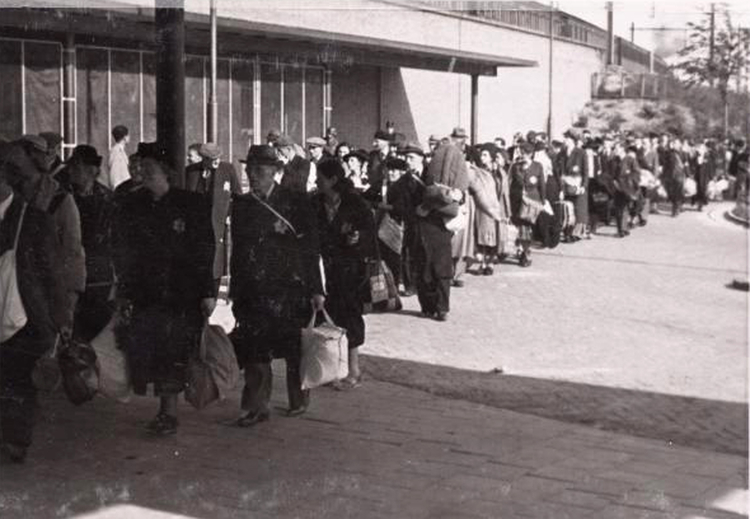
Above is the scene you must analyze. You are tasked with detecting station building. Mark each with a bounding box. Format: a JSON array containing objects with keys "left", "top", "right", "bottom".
[{"left": 0, "top": 0, "right": 665, "bottom": 174}]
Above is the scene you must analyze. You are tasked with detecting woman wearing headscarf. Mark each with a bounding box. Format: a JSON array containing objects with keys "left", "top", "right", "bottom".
[{"left": 312, "top": 159, "right": 377, "bottom": 389}]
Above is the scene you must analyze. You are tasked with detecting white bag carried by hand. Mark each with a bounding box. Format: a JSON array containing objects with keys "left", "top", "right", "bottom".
[
  {"left": 300, "top": 309, "right": 348, "bottom": 390},
  {"left": 90, "top": 318, "right": 130, "bottom": 401},
  {"left": 683, "top": 177, "right": 697, "bottom": 198},
  {"left": 0, "top": 203, "right": 28, "bottom": 343}
]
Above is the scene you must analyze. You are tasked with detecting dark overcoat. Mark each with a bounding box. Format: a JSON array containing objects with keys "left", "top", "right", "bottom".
[
  {"left": 281, "top": 155, "right": 312, "bottom": 194},
  {"left": 116, "top": 188, "right": 216, "bottom": 394},
  {"left": 229, "top": 184, "right": 323, "bottom": 364},
  {"left": 313, "top": 189, "right": 376, "bottom": 348},
  {"left": 186, "top": 161, "right": 240, "bottom": 280}
]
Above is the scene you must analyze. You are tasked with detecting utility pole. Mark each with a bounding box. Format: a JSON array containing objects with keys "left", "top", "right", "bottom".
[
  {"left": 709, "top": 2, "right": 716, "bottom": 86},
  {"left": 547, "top": 1, "right": 554, "bottom": 137},
  {"left": 606, "top": 1, "right": 614, "bottom": 65},
  {"left": 208, "top": 0, "right": 218, "bottom": 144}
]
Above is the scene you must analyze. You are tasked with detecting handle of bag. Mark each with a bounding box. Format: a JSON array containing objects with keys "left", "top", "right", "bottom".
[
  {"left": 307, "top": 308, "right": 336, "bottom": 330},
  {"left": 250, "top": 192, "right": 298, "bottom": 236}
]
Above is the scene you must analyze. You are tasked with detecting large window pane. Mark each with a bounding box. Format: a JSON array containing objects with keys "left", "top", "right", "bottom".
[
  {"left": 260, "top": 62, "right": 281, "bottom": 138},
  {"left": 231, "top": 59, "right": 253, "bottom": 168},
  {"left": 141, "top": 52, "right": 156, "bottom": 143},
  {"left": 305, "top": 67, "right": 323, "bottom": 140},
  {"left": 111, "top": 50, "right": 140, "bottom": 155},
  {"left": 25, "top": 42, "right": 61, "bottom": 137},
  {"left": 76, "top": 47, "right": 109, "bottom": 157},
  {"left": 0, "top": 39, "right": 22, "bottom": 140},
  {"left": 185, "top": 56, "right": 205, "bottom": 150},
  {"left": 283, "top": 65, "right": 303, "bottom": 144}
]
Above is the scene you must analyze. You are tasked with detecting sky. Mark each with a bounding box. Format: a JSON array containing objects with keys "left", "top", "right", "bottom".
[{"left": 558, "top": 0, "right": 750, "bottom": 56}]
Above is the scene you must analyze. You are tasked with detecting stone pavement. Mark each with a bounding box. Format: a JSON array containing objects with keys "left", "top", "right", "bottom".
[{"left": 0, "top": 374, "right": 747, "bottom": 519}]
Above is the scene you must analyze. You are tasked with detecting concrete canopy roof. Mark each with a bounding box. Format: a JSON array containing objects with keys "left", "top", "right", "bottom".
[{"left": 1, "top": 1, "right": 537, "bottom": 76}]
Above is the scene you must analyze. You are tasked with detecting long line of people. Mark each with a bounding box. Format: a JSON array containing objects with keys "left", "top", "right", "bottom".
[{"left": 0, "top": 123, "right": 748, "bottom": 463}]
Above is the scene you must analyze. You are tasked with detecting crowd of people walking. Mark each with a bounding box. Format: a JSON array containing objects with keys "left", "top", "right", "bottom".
[{"left": 0, "top": 121, "right": 747, "bottom": 462}]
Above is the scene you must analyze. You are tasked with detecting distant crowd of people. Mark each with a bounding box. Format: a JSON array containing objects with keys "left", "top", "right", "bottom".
[{"left": 0, "top": 121, "right": 748, "bottom": 463}]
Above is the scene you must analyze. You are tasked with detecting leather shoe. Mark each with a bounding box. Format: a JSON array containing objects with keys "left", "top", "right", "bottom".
[
  {"left": 236, "top": 411, "right": 270, "bottom": 427},
  {"left": 451, "top": 279, "right": 464, "bottom": 288},
  {"left": 434, "top": 311, "right": 448, "bottom": 322}
]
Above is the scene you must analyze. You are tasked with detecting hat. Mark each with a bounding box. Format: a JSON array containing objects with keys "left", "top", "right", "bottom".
[
  {"left": 374, "top": 130, "right": 392, "bottom": 142},
  {"left": 344, "top": 149, "right": 369, "bottom": 164},
  {"left": 519, "top": 142, "right": 535, "bottom": 155},
  {"left": 276, "top": 134, "right": 296, "bottom": 148},
  {"left": 39, "top": 132, "right": 63, "bottom": 149},
  {"left": 450, "top": 127, "right": 468, "bottom": 139},
  {"left": 326, "top": 127, "right": 338, "bottom": 137},
  {"left": 526, "top": 131, "right": 537, "bottom": 143},
  {"left": 241, "top": 145, "right": 282, "bottom": 166},
  {"left": 385, "top": 157, "right": 407, "bottom": 171},
  {"left": 306, "top": 137, "right": 326, "bottom": 148},
  {"left": 401, "top": 142, "right": 425, "bottom": 156},
  {"left": 198, "top": 142, "right": 222, "bottom": 160},
  {"left": 428, "top": 134, "right": 441, "bottom": 144},
  {"left": 266, "top": 129, "right": 281, "bottom": 143},
  {"left": 19, "top": 134, "right": 48, "bottom": 153},
  {"left": 67, "top": 144, "right": 102, "bottom": 167}
]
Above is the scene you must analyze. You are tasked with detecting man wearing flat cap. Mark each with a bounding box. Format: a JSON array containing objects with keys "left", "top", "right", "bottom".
[
  {"left": 186, "top": 142, "right": 240, "bottom": 293},
  {"left": 229, "top": 145, "right": 325, "bottom": 427},
  {"left": 63, "top": 145, "right": 116, "bottom": 341},
  {"left": 276, "top": 135, "right": 313, "bottom": 194}
]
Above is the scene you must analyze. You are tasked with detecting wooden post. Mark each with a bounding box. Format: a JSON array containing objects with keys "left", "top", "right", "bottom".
[{"left": 470, "top": 73, "right": 478, "bottom": 145}]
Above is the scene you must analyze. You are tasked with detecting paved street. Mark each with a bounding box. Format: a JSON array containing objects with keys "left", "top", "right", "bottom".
[{"left": 0, "top": 202, "right": 747, "bottom": 519}]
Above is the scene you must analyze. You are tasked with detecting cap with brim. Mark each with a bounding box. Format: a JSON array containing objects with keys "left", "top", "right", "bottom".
[
  {"left": 450, "top": 127, "right": 468, "bottom": 139},
  {"left": 374, "top": 130, "right": 392, "bottom": 142},
  {"left": 428, "top": 134, "right": 441, "bottom": 144},
  {"left": 385, "top": 157, "right": 407, "bottom": 170},
  {"left": 401, "top": 142, "right": 425, "bottom": 156},
  {"left": 19, "top": 134, "right": 48, "bottom": 153},
  {"left": 199, "top": 142, "right": 222, "bottom": 160},
  {"left": 240, "top": 144, "right": 282, "bottom": 166},
  {"left": 344, "top": 149, "right": 369, "bottom": 164},
  {"left": 306, "top": 137, "right": 326, "bottom": 148}
]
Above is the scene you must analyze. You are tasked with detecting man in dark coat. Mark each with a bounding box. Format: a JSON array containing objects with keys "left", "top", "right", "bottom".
[
  {"left": 117, "top": 158, "right": 216, "bottom": 435},
  {"left": 0, "top": 142, "right": 68, "bottom": 463},
  {"left": 364, "top": 130, "right": 393, "bottom": 203},
  {"left": 64, "top": 145, "right": 116, "bottom": 342},
  {"left": 186, "top": 143, "right": 240, "bottom": 293},
  {"left": 230, "top": 145, "right": 325, "bottom": 427},
  {"left": 276, "top": 134, "right": 313, "bottom": 194}
]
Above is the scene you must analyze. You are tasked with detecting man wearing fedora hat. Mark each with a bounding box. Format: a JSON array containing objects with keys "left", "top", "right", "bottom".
[
  {"left": 230, "top": 145, "right": 325, "bottom": 426},
  {"left": 186, "top": 142, "right": 240, "bottom": 293}
]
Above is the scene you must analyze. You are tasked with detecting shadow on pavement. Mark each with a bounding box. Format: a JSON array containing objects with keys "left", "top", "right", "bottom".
[{"left": 363, "top": 354, "right": 749, "bottom": 456}]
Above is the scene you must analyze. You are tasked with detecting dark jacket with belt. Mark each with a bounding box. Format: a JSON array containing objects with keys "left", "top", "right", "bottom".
[
  {"left": 186, "top": 161, "right": 240, "bottom": 280},
  {"left": 281, "top": 155, "right": 312, "bottom": 194},
  {"left": 1, "top": 195, "right": 66, "bottom": 354},
  {"left": 229, "top": 184, "right": 323, "bottom": 363}
]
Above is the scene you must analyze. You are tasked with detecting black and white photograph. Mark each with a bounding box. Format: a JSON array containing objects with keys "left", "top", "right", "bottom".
[{"left": 0, "top": 0, "right": 748, "bottom": 517}]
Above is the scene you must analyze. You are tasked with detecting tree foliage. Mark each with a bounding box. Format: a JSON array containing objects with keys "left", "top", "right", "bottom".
[{"left": 671, "top": 6, "right": 750, "bottom": 102}]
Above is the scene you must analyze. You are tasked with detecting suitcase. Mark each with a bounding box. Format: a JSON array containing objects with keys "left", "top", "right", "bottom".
[{"left": 554, "top": 200, "right": 576, "bottom": 230}]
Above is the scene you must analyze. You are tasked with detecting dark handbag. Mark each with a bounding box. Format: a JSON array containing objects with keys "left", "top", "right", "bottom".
[{"left": 58, "top": 338, "right": 99, "bottom": 405}]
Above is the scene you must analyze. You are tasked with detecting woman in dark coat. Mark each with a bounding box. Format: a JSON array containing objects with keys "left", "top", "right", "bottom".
[
  {"left": 509, "top": 142, "right": 546, "bottom": 267},
  {"left": 662, "top": 140, "right": 686, "bottom": 217},
  {"left": 313, "top": 159, "right": 377, "bottom": 389},
  {"left": 116, "top": 158, "right": 216, "bottom": 435}
]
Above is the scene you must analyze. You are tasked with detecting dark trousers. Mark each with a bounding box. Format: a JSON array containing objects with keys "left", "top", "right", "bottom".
[
  {"left": 241, "top": 358, "right": 308, "bottom": 414},
  {"left": 416, "top": 276, "right": 450, "bottom": 314},
  {"left": 74, "top": 284, "right": 113, "bottom": 343},
  {"left": 613, "top": 192, "right": 629, "bottom": 235},
  {"left": 0, "top": 347, "right": 40, "bottom": 448}
]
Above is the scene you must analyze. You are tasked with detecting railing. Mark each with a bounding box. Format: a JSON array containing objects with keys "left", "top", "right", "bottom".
[{"left": 591, "top": 70, "right": 673, "bottom": 99}]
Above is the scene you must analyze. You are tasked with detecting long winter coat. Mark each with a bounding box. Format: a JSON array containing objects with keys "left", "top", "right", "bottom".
[{"left": 230, "top": 184, "right": 323, "bottom": 364}]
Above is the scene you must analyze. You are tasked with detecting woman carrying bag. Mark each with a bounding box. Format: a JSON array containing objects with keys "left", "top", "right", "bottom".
[{"left": 312, "top": 159, "right": 377, "bottom": 390}]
